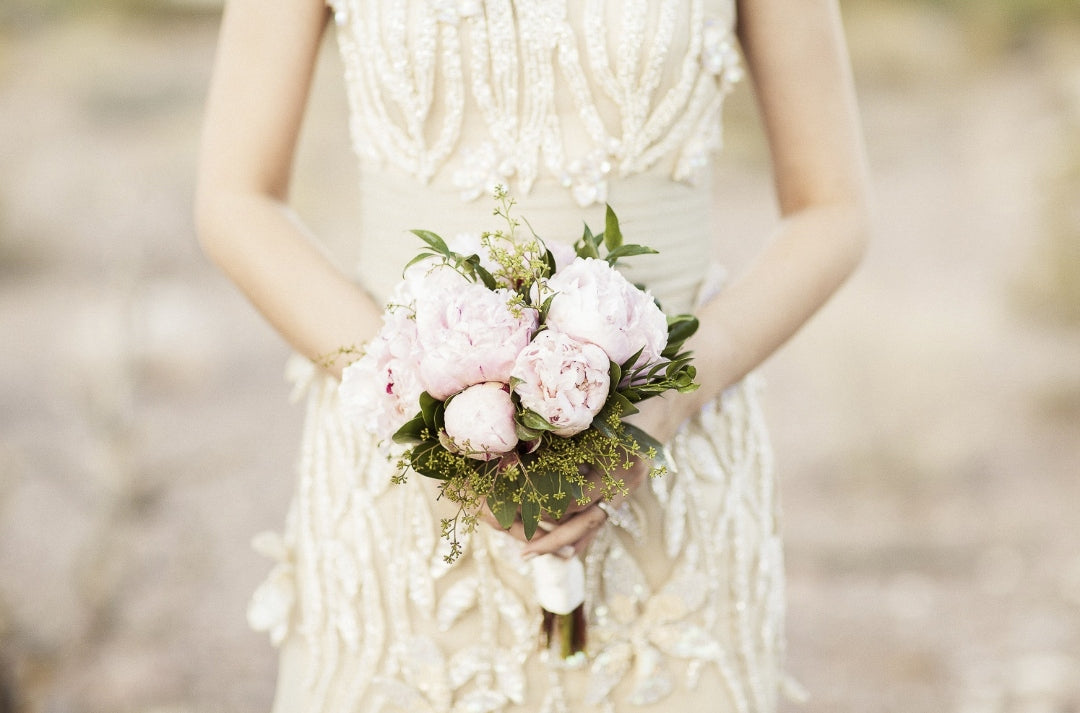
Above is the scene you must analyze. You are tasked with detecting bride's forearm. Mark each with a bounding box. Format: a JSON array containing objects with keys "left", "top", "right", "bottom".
[
  {"left": 194, "top": 0, "right": 373, "bottom": 376},
  {"left": 627, "top": 201, "right": 868, "bottom": 444},
  {"left": 673, "top": 0, "right": 873, "bottom": 416},
  {"left": 682, "top": 200, "right": 870, "bottom": 420},
  {"left": 195, "top": 190, "right": 381, "bottom": 377}
]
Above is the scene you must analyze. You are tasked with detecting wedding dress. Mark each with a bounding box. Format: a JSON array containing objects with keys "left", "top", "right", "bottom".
[{"left": 247, "top": 1, "right": 790, "bottom": 711}]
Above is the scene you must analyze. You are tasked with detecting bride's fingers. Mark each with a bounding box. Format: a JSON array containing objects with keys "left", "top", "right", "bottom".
[
  {"left": 520, "top": 504, "right": 607, "bottom": 559},
  {"left": 569, "top": 523, "right": 602, "bottom": 557}
]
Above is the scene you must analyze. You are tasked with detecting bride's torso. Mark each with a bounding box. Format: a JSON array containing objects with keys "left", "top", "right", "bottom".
[
  {"left": 326, "top": 0, "right": 743, "bottom": 312},
  {"left": 257, "top": 7, "right": 791, "bottom": 711}
]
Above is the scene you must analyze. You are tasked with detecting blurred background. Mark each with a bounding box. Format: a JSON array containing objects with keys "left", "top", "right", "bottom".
[{"left": 1, "top": 0, "right": 1078, "bottom": 711}]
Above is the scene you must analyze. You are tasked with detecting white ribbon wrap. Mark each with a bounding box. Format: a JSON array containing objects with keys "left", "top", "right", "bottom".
[{"left": 530, "top": 553, "right": 586, "bottom": 615}]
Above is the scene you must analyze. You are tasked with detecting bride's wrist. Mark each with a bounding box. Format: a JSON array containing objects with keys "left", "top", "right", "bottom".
[{"left": 624, "top": 393, "right": 681, "bottom": 445}]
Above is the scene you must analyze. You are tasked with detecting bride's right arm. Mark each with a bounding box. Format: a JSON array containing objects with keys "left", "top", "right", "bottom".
[{"left": 194, "top": 0, "right": 381, "bottom": 377}]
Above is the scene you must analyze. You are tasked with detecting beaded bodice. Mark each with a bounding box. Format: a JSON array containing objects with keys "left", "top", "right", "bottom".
[{"left": 326, "top": 0, "right": 743, "bottom": 206}]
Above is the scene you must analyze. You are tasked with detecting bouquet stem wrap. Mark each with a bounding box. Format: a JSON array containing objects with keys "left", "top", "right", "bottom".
[
  {"left": 543, "top": 605, "right": 589, "bottom": 659},
  {"left": 530, "top": 553, "right": 587, "bottom": 655}
]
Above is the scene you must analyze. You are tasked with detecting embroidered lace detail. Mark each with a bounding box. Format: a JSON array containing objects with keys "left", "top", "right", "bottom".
[
  {"left": 325, "top": 0, "right": 741, "bottom": 206},
  {"left": 247, "top": 357, "right": 786, "bottom": 712},
  {"left": 243, "top": 4, "right": 787, "bottom": 709}
]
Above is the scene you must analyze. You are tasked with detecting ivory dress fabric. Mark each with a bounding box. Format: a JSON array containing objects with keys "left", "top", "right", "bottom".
[{"left": 247, "top": 1, "right": 790, "bottom": 711}]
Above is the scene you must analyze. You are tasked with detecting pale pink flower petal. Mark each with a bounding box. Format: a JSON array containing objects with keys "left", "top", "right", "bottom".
[
  {"left": 415, "top": 284, "right": 538, "bottom": 400},
  {"left": 544, "top": 257, "right": 668, "bottom": 370},
  {"left": 442, "top": 382, "right": 519, "bottom": 460},
  {"left": 512, "top": 330, "right": 610, "bottom": 437}
]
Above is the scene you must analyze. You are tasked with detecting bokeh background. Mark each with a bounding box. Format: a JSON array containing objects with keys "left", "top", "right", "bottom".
[{"left": 1, "top": 1, "right": 1078, "bottom": 711}]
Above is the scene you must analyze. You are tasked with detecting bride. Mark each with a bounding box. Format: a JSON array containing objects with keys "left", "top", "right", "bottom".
[{"left": 195, "top": 0, "right": 870, "bottom": 711}]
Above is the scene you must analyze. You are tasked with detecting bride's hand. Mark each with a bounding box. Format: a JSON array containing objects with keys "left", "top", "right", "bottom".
[
  {"left": 479, "top": 395, "right": 690, "bottom": 557},
  {"left": 517, "top": 456, "right": 650, "bottom": 559},
  {"left": 475, "top": 455, "right": 649, "bottom": 557}
]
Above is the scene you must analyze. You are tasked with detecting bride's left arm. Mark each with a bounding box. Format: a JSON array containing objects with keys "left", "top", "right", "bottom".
[
  {"left": 521, "top": 0, "right": 873, "bottom": 557},
  {"left": 671, "top": 0, "right": 873, "bottom": 429}
]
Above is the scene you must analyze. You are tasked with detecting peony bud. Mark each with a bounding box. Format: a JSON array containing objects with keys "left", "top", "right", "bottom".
[{"left": 442, "top": 382, "right": 519, "bottom": 460}]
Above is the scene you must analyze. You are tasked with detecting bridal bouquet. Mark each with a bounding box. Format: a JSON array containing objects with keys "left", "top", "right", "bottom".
[{"left": 337, "top": 188, "right": 698, "bottom": 654}]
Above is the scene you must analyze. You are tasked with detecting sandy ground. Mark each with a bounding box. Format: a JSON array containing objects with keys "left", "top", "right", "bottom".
[{"left": 1, "top": 6, "right": 1079, "bottom": 713}]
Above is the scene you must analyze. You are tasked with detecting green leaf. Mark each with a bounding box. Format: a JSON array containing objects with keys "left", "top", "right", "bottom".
[
  {"left": 661, "top": 340, "right": 695, "bottom": 360},
  {"left": 665, "top": 356, "right": 692, "bottom": 378},
  {"left": 620, "top": 346, "right": 645, "bottom": 373},
  {"left": 403, "top": 251, "right": 437, "bottom": 273},
  {"left": 620, "top": 422, "right": 670, "bottom": 470},
  {"left": 604, "top": 244, "right": 658, "bottom": 265},
  {"left": 542, "top": 248, "right": 557, "bottom": 276},
  {"left": 419, "top": 391, "right": 443, "bottom": 429},
  {"left": 607, "top": 360, "right": 622, "bottom": 395},
  {"left": 460, "top": 255, "right": 482, "bottom": 283},
  {"left": 645, "top": 361, "right": 669, "bottom": 379},
  {"left": 473, "top": 264, "right": 497, "bottom": 290},
  {"left": 590, "top": 407, "right": 619, "bottom": 440},
  {"left": 392, "top": 413, "right": 427, "bottom": 444},
  {"left": 604, "top": 205, "right": 623, "bottom": 251},
  {"left": 515, "top": 422, "right": 543, "bottom": 441},
  {"left": 521, "top": 497, "right": 541, "bottom": 539},
  {"left": 521, "top": 409, "right": 557, "bottom": 432},
  {"left": 410, "top": 229, "right": 451, "bottom": 255},
  {"left": 410, "top": 440, "right": 452, "bottom": 479},
  {"left": 487, "top": 471, "right": 521, "bottom": 530},
  {"left": 666, "top": 314, "right": 699, "bottom": 344},
  {"left": 538, "top": 294, "right": 555, "bottom": 323},
  {"left": 567, "top": 479, "right": 584, "bottom": 507},
  {"left": 605, "top": 391, "right": 640, "bottom": 418},
  {"left": 487, "top": 493, "right": 517, "bottom": 530},
  {"left": 577, "top": 223, "right": 600, "bottom": 258},
  {"left": 675, "top": 371, "right": 700, "bottom": 393},
  {"left": 532, "top": 470, "right": 575, "bottom": 518}
]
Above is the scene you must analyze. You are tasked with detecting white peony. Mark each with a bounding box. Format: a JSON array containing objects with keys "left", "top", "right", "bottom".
[{"left": 544, "top": 257, "right": 668, "bottom": 370}]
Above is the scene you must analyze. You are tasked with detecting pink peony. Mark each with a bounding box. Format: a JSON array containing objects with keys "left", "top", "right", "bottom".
[
  {"left": 338, "top": 259, "right": 468, "bottom": 442},
  {"left": 544, "top": 257, "right": 668, "bottom": 370},
  {"left": 415, "top": 284, "right": 538, "bottom": 400},
  {"left": 511, "top": 330, "right": 610, "bottom": 437},
  {"left": 339, "top": 304, "right": 424, "bottom": 443},
  {"left": 442, "top": 382, "right": 519, "bottom": 460}
]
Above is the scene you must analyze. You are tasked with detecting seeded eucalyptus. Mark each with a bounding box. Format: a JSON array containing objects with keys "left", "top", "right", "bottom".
[{"left": 368, "top": 188, "right": 699, "bottom": 563}]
